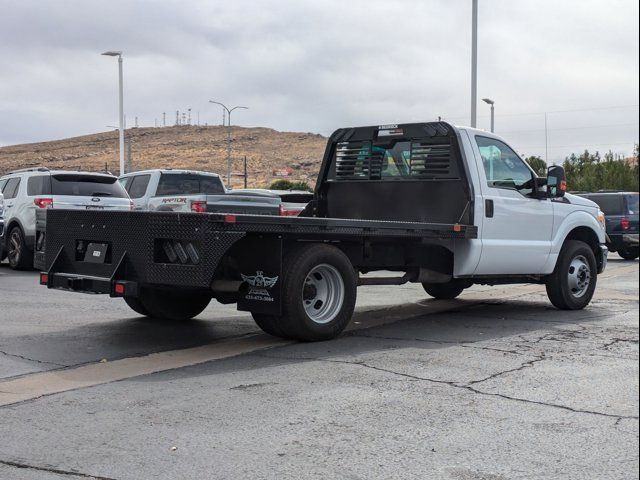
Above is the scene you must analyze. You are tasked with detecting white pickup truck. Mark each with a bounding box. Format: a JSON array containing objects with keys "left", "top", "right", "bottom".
[
  {"left": 38, "top": 122, "right": 608, "bottom": 342},
  {"left": 118, "top": 169, "right": 281, "bottom": 214}
]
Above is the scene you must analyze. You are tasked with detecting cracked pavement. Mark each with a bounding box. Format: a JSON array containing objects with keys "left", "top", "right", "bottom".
[{"left": 0, "top": 256, "right": 638, "bottom": 479}]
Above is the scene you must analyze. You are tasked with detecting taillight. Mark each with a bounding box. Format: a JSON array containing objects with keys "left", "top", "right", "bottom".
[
  {"left": 279, "top": 204, "right": 299, "bottom": 216},
  {"left": 34, "top": 198, "right": 53, "bottom": 209},
  {"left": 621, "top": 217, "right": 630, "bottom": 231},
  {"left": 190, "top": 200, "right": 206, "bottom": 213}
]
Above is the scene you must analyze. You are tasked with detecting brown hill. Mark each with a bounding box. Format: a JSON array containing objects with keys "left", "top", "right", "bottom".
[{"left": 0, "top": 126, "right": 327, "bottom": 188}]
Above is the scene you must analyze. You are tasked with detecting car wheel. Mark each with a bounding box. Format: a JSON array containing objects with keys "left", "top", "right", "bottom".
[
  {"left": 546, "top": 240, "right": 597, "bottom": 310},
  {"left": 123, "top": 296, "right": 151, "bottom": 316},
  {"left": 7, "top": 226, "right": 33, "bottom": 270},
  {"left": 269, "top": 244, "right": 357, "bottom": 342},
  {"left": 422, "top": 280, "right": 466, "bottom": 300},
  {"left": 138, "top": 287, "right": 211, "bottom": 321},
  {"left": 618, "top": 248, "right": 639, "bottom": 260}
]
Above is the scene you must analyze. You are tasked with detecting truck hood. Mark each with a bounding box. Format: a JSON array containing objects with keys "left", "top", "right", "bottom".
[{"left": 566, "top": 193, "right": 599, "bottom": 210}]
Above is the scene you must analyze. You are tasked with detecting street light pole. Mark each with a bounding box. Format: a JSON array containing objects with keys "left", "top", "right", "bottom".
[
  {"left": 208, "top": 101, "right": 248, "bottom": 188},
  {"left": 471, "top": 0, "right": 478, "bottom": 128},
  {"left": 482, "top": 98, "right": 495, "bottom": 133},
  {"left": 102, "top": 51, "right": 125, "bottom": 175}
]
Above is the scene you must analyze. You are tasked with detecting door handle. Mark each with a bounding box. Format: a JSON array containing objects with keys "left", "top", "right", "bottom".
[{"left": 485, "top": 199, "right": 494, "bottom": 218}]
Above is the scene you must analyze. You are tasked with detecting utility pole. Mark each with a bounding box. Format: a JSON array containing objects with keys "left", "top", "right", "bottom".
[
  {"left": 208, "top": 101, "right": 248, "bottom": 188},
  {"left": 162, "top": 112, "right": 166, "bottom": 127},
  {"left": 244, "top": 156, "right": 248, "bottom": 188},
  {"left": 471, "top": 0, "right": 478, "bottom": 128},
  {"left": 482, "top": 98, "right": 495, "bottom": 132},
  {"left": 126, "top": 137, "right": 132, "bottom": 173},
  {"left": 188, "top": 108, "right": 192, "bottom": 125},
  {"left": 175, "top": 110, "right": 179, "bottom": 126},
  {"left": 544, "top": 112, "right": 549, "bottom": 164},
  {"left": 101, "top": 50, "right": 125, "bottom": 175}
]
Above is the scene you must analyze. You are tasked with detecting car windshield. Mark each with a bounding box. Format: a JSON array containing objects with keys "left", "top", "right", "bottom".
[
  {"left": 51, "top": 174, "right": 128, "bottom": 197},
  {"left": 156, "top": 174, "right": 225, "bottom": 195},
  {"left": 626, "top": 194, "right": 639, "bottom": 215}
]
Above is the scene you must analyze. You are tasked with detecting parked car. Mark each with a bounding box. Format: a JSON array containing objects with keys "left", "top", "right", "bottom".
[
  {"left": 578, "top": 191, "right": 639, "bottom": 260},
  {"left": 0, "top": 168, "right": 132, "bottom": 270},
  {"left": 226, "top": 189, "right": 314, "bottom": 216},
  {"left": 118, "top": 169, "right": 282, "bottom": 215},
  {"left": 38, "top": 121, "right": 608, "bottom": 342},
  {"left": 0, "top": 192, "right": 5, "bottom": 260}
]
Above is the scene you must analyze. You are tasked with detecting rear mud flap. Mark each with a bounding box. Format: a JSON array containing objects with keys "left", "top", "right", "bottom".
[{"left": 236, "top": 236, "right": 282, "bottom": 315}]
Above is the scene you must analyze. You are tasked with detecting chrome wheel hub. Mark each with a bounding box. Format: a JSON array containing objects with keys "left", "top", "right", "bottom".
[
  {"left": 302, "top": 264, "right": 345, "bottom": 324},
  {"left": 567, "top": 255, "right": 591, "bottom": 298}
]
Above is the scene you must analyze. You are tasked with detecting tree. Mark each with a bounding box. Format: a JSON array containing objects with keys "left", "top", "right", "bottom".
[
  {"left": 562, "top": 148, "right": 639, "bottom": 192},
  {"left": 269, "top": 179, "right": 313, "bottom": 191},
  {"left": 525, "top": 156, "right": 547, "bottom": 176}
]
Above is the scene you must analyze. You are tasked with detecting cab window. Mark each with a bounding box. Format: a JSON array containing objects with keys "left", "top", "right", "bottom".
[
  {"left": 127, "top": 175, "right": 151, "bottom": 199},
  {"left": 475, "top": 136, "right": 535, "bottom": 195}
]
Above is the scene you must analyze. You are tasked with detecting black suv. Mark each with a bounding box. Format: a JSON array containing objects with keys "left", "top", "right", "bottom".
[{"left": 579, "top": 192, "right": 639, "bottom": 260}]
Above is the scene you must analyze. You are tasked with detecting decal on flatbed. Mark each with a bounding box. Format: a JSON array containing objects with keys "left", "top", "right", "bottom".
[{"left": 241, "top": 271, "right": 279, "bottom": 302}]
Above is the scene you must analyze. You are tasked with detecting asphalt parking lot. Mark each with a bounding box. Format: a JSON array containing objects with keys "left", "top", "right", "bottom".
[{"left": 0, "top": 256, "right": 638, "bottom": 480}]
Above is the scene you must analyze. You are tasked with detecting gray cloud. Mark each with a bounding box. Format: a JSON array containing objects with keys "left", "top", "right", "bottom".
[{"left": 0, "top": 0, "right": 638, "bottom": 161}]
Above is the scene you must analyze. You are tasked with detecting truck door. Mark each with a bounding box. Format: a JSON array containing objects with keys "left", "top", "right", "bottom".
[{"left": 469, "top": 133, "right": 554, "bottom": 275}]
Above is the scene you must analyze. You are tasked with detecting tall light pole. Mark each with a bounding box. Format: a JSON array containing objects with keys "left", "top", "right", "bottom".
[
  {"left": 471, "top": 0, "right": 478, "bottom": 128},
  {"left": 101, "top": 51, "right": 125, "bottom": 175},
  {"left": 482, "top": 98, "right": 495, "bottom": 132},
  {"left": 208, "top": 101, "right": 248, "bottom": 188}
]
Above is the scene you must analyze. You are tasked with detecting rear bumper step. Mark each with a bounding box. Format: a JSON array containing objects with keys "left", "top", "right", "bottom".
[{"left": 41, "top": 272, "right": 138, "bottom": 297}]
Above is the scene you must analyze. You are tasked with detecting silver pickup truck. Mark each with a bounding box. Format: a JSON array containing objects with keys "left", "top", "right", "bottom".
[{"left": 118, "top": 169, "right": 281, "bottom": 215}]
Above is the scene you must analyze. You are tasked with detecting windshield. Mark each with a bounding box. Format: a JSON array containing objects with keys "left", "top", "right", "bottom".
[
  {"left": 156, "top": 174, "right": 225, "bottom": 195},
  {"left": 51, "top": 174, "right": 128, "bottom": 197}
]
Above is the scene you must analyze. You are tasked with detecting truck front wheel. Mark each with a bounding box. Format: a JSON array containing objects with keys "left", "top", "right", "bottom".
[
  {"left": 258, "top": 244, "right": 357, "bottom": 342},
  {"left": 136, "top": 287, "right": 211, "bottom": 321},
  {"left": 546, "top": 240, "right": 597, "bottom": 310},
  {"left": 422, "top": 280, "right": 466, "bottom": 300},
  {"left": 618, "top": 247, "right": 639, "bottom": 260}
]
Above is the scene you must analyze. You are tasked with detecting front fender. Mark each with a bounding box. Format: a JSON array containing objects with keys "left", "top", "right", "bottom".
[
  {"left": 540, "top": 210, "right": 605, "bottom": 275},
  {"left": 552, "top": 210, "right": 605, "bottom": 253}
]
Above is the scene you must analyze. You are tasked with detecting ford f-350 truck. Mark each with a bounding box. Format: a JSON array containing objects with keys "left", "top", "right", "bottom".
[{"left": 36, "top": 122, "right": 608, "bottom": 341}]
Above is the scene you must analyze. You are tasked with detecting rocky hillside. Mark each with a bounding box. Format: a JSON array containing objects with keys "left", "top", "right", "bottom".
[{"left": 0, "top": 126, "right": 327, "bottom": 188}]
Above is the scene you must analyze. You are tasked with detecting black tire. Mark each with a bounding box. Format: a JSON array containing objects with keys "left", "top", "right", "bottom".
[
  {"left": 263, "top": 244, "right": 357, "bottom": 342},
  {"left": 546, "top": 240, "right": 597, "bottom": 310},
  {"left": 138, "top": 287, "right": 211, "bottom": 321},
  {"left": 422, "top": 280, "right": 466, "bottom": 300},
  {"left": 251, "top": 313, "right": 290, "bottom": 338},
  {"left": 123, "top": 296, "right": 151, "bottom": 316},
  {"left": 7, "top": 226, "right": 33, "bottom": 270},
  {"left": 618, "top": 248, "right": 639, "bottom": 261}
]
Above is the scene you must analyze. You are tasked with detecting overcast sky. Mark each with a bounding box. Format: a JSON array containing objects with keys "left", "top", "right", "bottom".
[{"left": 1, "top": 0, "right": 638, "bottom": 162}]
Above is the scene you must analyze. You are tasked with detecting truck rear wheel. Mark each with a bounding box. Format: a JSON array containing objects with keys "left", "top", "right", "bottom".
[
  {"left": 138, "top": 288, "right": 211, "bottom": 321},
  {"left": 262, "top": 244, "right": 357, "bottom": 342},
  {"left": 123, "top": 297, "right": 150, "bottom": 316},
  {"left": 251, "top": 313, "right": 290, "bottom": 338},
  {"left": 546, "top": 240, "right": 597, "bottom": 310},
  {"left": 422, "top": 280, "right": 466, "bottom": 300}
]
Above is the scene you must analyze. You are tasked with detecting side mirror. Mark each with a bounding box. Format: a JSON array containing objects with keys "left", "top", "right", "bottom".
[{"left": 547, "top": 165, "right": 567, "bottom": 198}]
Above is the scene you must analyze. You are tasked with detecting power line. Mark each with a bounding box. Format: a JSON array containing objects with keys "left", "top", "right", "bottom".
[
  {"left": 443, "top": 104, "right": 640, "bottom": 122},
  {"left": 500, "top": 122, "right": 640, "bottom": 135},
  {"left": 518, "top": 142, "right": 638, "bottom": 149}
]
